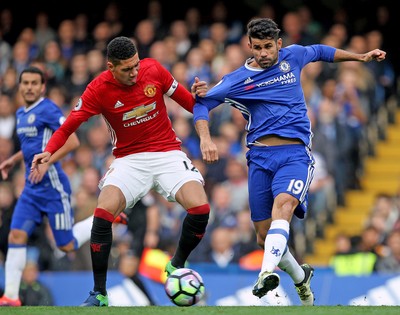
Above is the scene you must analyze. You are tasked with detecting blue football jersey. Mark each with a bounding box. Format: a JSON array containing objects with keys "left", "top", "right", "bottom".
[
  {"left": 16, "top": 97, "right": 71, "bottom": 199},
  {"left": 193, "top": 44, "right": 336, "bottom": 149}
]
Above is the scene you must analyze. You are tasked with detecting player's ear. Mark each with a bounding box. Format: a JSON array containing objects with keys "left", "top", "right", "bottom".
[
  {"left": 107, "top": 61, "right": 114, "bottom": 71},
  {"left": 277, "top": 38, "right": 283, "bottom": 50}
]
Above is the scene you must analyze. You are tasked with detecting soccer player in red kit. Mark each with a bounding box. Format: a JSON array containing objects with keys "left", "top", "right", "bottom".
[{"left": 31, "top": 36, "right": 210, "bottom": 307}]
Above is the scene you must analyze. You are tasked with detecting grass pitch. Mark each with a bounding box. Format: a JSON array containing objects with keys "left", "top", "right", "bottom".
[{"left": 0, "top": 306, "right": 399, "bottom": 315}]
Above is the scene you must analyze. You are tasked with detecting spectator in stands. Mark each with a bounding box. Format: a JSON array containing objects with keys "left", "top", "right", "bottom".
[
  {"left": 34, "top": 12, "right": 56, "bottom": 58},
  {"left": 221, "top": 158, "right": 248, "bottom": 214},
  {"left": 19, "top": 261, "right": 54, "bottom": 306},
  {"left": 103, "top": 2, "right": 124, "bottom": 38},
  {"left": 73, "top": 13, "right": 92, "bottom": 55},
  {"left": 42, "top": 40, "right": 67, "bottom": 87},
  {"left": 375, "top": 229, "right": 400, "bottom": 273},
  {"left": 184, "top": 7, "right": 202, "bottom": 46},
  {"left": 281, "top": 11, "right": 317, "bottom": 47},
  {"left": 172, "top": 116, "right": 201, "bottom": 160},
  {"left": 148, "top": 40, "right": 172, "bottom": 71},
  {"left": 312, "top": 78, "right": 353, "bottom": 206},
  {"left": 91, "top": 21, "right": 113, "bottom": 56},
  {"left": 169, "top": 20, "right": 193, "bottom": 61},
  {"left": 233, "top": 209, "right": 259, "bottom": 258},
  {"left": 0, "top": 9, "right": 18, "bottom": 45},
  {"left": 56, "top": 20, "right": 79, "bottom": 62},
  {"left": 0, "top": 94, "right": 16, "bottom": 140},
  {"left": 11, "top": 40, "right": 31, "bottom": 79},
  {"left": 86, "top": 49, "right": 106, "bottom": 79},
  {"left": 17, "top": 27, "right": 39, "bottom": 62},
  {"left": 0, "top": 27, "right": 12, "bottom": 76},
  {"left": 333, "top": 225, "right": 385, "bottom": 275},
  {"left": 63, "top": 53, "right": 91, "bottom": 102},
  {"left": 0, "top": 182, "right": 15, "bottom": 260},
  {"left": 204, "top": 225, "right": 240, "bottom": 268},
  {"left": 133, "top": 19, "right": 156, "bottom": 59}
]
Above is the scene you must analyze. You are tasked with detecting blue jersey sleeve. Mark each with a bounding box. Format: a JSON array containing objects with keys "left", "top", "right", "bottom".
[
  {"left": 42, "top": 101, "right": 66, "bottom": 132},
  {"left": 193, "top": 77, "right": 231, "bottom": 123},
  {"left": 287, "top": 44, "right": 336, "bottom": 67},
  {"left": 17, "top": 98, "right": 70, "bottom": 196}
]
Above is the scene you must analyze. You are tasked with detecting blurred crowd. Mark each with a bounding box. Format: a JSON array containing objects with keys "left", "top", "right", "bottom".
[{"left": 1, "top": 0, "right": 399, "bottom": 289}]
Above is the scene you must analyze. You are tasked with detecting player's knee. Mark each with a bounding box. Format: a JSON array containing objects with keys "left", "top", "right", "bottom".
[
  {"left": 8, "top": 229, "right": 28, "bottom": 244},
  {"left": 58, "top": 241, "right": 75, "bottom": 253},
  {"left": 187, "top": 204, "right": 210, "bottom": 215}
]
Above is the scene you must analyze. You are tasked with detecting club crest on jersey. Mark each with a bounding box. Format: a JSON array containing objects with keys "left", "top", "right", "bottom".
[
  {"left": 144, "top": 85, "right": 156, "bottom": 97},
  {"left": 279, "top": 61, "right": 290, "bottom": 73},
  {"left": 74, "top": 98, "right": 83, "bottom": 111},
  {"left": 27, "top": 113, "right": 36, "bottom": 124},
  {"left": 59, "top": 116, "right": 66, "bottom": 125},
  {"left": 122, "top": 102, "right": 156, "bottom": 121}
]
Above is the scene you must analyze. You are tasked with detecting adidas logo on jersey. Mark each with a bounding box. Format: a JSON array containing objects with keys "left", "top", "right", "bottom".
[
  {"left": 114, "top": 100, "right": 124, "bottom": 108},
  {"left": 244, "top": 77, "right": 253, "bottom": 84}
]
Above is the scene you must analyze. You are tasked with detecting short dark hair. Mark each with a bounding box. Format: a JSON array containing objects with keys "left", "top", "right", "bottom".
[
  {"left": 107, "top": 36, "right": 137, "bottom": 65},
  {"left": 247, "top": 18, "right": 280, "bottom": 41},
  {"left": 19, "top": 66, "right": 45, "bottom": 83}
]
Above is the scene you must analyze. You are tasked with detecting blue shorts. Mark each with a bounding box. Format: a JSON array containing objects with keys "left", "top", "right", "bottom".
[
  {"left": 246, "top": 144, "right": 315, "bottom": 222},
  {"left": 11, "top": 189, "right": 75, "bottom": 247}
]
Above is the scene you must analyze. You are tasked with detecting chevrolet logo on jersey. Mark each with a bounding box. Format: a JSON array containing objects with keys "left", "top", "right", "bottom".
[{"left": 122, "top": 102, "right": 156, "bottom": 121}]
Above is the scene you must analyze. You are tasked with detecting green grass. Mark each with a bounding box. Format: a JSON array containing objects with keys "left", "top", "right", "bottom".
[{"left": 0, "top": 306, "right": 399, "bottom": 315}]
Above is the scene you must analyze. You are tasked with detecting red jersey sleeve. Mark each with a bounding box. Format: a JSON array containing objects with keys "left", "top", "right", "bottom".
[
  {"left": 45, "top": 115, "right": 82, "bottom": 154},
  {"left": 45, "top": 84, "right": 101, "bottom": 154},
  {"left": 156, "top": 62, "right": 195, "bottom": 113}
]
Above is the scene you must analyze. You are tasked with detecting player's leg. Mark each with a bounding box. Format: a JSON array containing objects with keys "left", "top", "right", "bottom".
[
  {"left": 0, "top": 229, "right": 27, "bottom": 307},
  {"left": 81, "top": 155, "right": 150, "bottom": 307},
  {"left": 169, "top": 180, "right": 210, "bottom": 273},
  {"left": 80, "top": 185, "right": 125, "bottom": 307},
  {"left": 248, "top": 145, "right": 315, "bottom": 303},
  {"left": 46, "top": 191, "right": 87, "bottom": 253},
  {"left": 0, "top": 195, "right": 40, "bottom": 307},
  {"left": 249, "top": 170, "right": 282, "bottom": 298},
  {"left": 71, "top": 215, "right": 93, "bottom": 248},
  {"left": 272, "top": 147, "right": 315, "bottom": 305},
  {"left": 154, "top": 151, "right": 210, "bottom": 275},
  {"left": 66, "top": 213, "right": 127, "bottom": 252},
  {"left": 123, "top": 199, "right": 156, "bottom": 305}
]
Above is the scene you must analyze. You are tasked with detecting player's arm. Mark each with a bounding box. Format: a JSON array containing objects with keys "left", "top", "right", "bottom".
[
  {"left": 0, "top": 150, "right": 23, "bottom": 180},
  {"left": 167, "top": 77, "right": 207, "bottom": 113},
  {"left": 157, "top": 56, "right": 207, "bottom": 113},
  {"left": 333, "top": 48, "right": 386, "bottom": 63},
  {"left": 29, "top": 132, "right": 80, "bottom": 183},
  {"left": 194, "top": 118, "right": 219, "bottom": 164},
  {"left": 31, "top": 114, "right": 82, "bottom": 172},
  {"left": 47, "top": 132, "right": 80, "bottom": 164}
]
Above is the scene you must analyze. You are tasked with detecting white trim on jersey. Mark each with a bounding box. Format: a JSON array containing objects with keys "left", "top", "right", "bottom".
[
  {"left": 165, "top": 79, "right": 178, "bottom": 97},
  {"left": 43, "top": 126, "right": 73, "bottom": 230}
]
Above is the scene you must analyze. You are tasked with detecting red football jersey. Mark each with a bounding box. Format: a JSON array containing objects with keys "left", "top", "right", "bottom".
[{"left": 45, "top": 58, "right": 195, "bottom": 157}]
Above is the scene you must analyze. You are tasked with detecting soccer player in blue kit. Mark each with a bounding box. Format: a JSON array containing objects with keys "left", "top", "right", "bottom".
[
  {"left": 193, "top": 18, "right": 386, "bottom": 305},
  {"left": 0, "top": 66, "right": 92, "bottom": 306}
]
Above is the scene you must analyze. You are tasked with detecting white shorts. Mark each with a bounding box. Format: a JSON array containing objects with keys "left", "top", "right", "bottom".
[{"left": 99, "top": 150, "right": 204, "bottom": 208}]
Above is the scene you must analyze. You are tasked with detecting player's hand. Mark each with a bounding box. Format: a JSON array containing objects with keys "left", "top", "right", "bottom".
[
  {"left": 28, "top": 163, "right": 49, "bottom": 184},
  {"left": 200, "top": 138, "right": 219, "bottom": 164},
  {"left": 31, "top": 151, "right": 52, "bottom": 174},
  {"left": 191, "top": 76, "right": 208, "bottom": 98},
  {"left": 0, "top": 159, "right": 14, "bottom": 180},
  {"left": 365, "top": 49, "right": 386, "bottom": 62}
]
